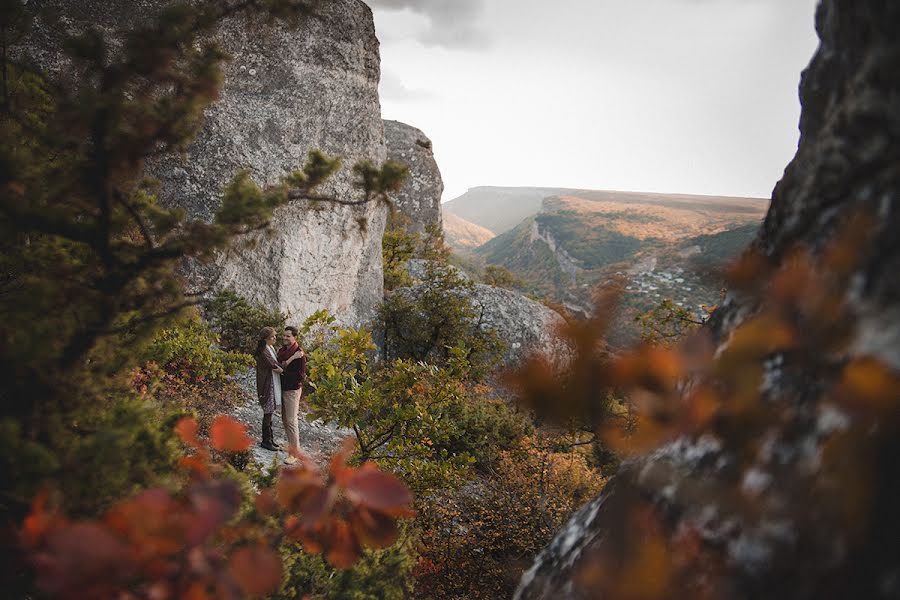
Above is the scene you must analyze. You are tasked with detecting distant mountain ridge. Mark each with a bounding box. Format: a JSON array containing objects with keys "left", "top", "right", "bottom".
[
  {"left": 442, "top": 186, "right": 578, "bottom": 234},
  {"left": 443, "top": 186, "right": 768, "bottom": 238}
]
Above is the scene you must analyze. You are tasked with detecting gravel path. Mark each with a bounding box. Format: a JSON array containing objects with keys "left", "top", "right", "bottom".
[{"left": 232, "top": 370, "right": 351, "bottom": 467}]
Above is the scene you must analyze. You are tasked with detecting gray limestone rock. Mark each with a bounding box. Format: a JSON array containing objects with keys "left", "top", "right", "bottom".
[
  {"left": 160, "top": 1, "right": 388, "bottom": 327},
  {"left": 516, "top": 1, "right": 900, "bottom": 598},
  {"left": 461, "top": 284, "right": 568, "bottom": 366},
  {"left": 27, "top": 0, "right": 389, "bottom": 327},
  {"left": 383, "top": 119, "right": 444, "bottom": 234}
]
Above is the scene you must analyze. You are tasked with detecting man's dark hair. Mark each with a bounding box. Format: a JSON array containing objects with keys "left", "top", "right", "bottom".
[{"left": 285, "top": 325, "right": 299, "bottom": 338}]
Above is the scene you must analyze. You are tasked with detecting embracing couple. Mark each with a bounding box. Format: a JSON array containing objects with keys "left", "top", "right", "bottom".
[{"left": 255, "top": 325, "right": 306, "bottom": 465}]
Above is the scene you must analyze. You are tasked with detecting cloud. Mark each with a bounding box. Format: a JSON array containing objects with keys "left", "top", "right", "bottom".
[
  {"left": 379, "top": 70, "right": 438, "bottom": 102},
  {"left": 368, "top": 0, "right": 490, "bottom": 49}
]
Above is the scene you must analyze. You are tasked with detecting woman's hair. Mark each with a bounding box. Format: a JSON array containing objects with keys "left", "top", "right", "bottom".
[{"left": 255, "top": 326, "right": 277, "bottom": 357}]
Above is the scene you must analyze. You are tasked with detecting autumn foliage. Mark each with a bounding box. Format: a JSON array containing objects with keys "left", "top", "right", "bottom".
[
  {"left": 509, "top": 216, "right": 900, "bottom": 599},
  {"left": 20, "top": 417, "right": 413, "bottom": 599}
]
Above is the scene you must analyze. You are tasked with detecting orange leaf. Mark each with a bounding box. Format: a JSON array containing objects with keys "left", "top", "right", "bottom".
[
  {"left": 600, "top": 415, "right": 675, "bottom": 457},
  {"left": 723, "top": 315, "right": 794, "bottom": 358},
  {"left": 229, "top": 544, "right": 283, "bottom": 597},
  {"left": 835, "top": 357, "right": 900, "bottom": 417},
  {"left": 182, "top": 582, "right": 210, "bottom": 600},
  {"left": 328, "top": 438, "right": 357, "bottom": 486},
  {"left": 179, "top": 454, "right": 210, "bottom": 477},
  {"left": 209, "top": 416, "right": 253, "bottom": 453},
  {"left": 175, "top": 417, "right": 201, "bottom": 448}
]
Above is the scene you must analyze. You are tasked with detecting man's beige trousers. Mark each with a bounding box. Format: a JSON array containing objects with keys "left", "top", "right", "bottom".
[{"left": 281, "top": 388, "right": 301, "bottom": 452}]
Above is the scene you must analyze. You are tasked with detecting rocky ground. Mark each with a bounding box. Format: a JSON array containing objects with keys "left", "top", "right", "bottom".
[{"left": 231, "top": 370, "right": 351, "bottom": 467}]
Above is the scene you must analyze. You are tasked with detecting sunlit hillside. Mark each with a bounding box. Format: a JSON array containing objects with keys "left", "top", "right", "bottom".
[{"left": 442, "top": 211, "right": 496, "bottom": 250}]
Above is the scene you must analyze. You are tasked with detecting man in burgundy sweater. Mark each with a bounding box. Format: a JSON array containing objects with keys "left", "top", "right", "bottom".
[{"left": 277, "top": 326, "right": 306, "bottom": 465}]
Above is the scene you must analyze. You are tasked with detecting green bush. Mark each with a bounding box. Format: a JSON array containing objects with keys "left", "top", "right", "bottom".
[
  {"left": 276, "top": 539, "right": 416, "bottom": 600},
  {"left": 481, "top": 264, "right": 522, "bottom": 289},
  {"left": 204, "top": 289, "right": 287, "bottom": 354},
  {"left": 382, "top": 214, "right": 419, "bottom": 292},
  {"left": 141, "top": 316, "right": 252, "bottom": 382},
  {"left": 378, "top": 262, "right": 505, "bottom": 379},
  {"left": 0, "top": 395, "right": 182, "bottom": 518},
  {"left": 306, "top": 323, "right": 528, "bottom": 493}
]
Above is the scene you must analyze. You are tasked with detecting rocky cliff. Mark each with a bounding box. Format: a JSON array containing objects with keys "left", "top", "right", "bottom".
[
  {"left": 515, "top": 1, "right": 900, "bottom": 599},
  {"left": 383, "top": 119, "right": 443, "bottom": 234},
  {"left": 28, "top": 0, "right": 389, "bottom": 327}
]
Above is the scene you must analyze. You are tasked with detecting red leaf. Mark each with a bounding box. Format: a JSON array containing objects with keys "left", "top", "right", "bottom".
[
  {"left": 34, "top": 522, "right": 130, "bottom": 596},
  {"left": 349, "top": 507, "right": 400, "bottom": 549},
  {"left": 21, "top": 491, "right": 62, "bottom": 548},
  {"left": 104, "top": 489, "right": 183, "bottom": 556},
  {"left": 209, "top": 416, "right": 253, "bottom": 452},
  {"left": 275, "top": 467, "right": 324, "bottom": 512},
  {"left": 186, "top": 481, "right": 242, "bottom": 545},
  {"left": 175, "top": 417, "right": 201, "bottom": 448},
  {"left": 229, "top": 544, "right": 283, "bottom": 597},
  {"left": 254, "top": 489, "right": 278, "bottom": 517},
  {"left": 324, "top": 519, "right": 361, "bottom": 569},
  {"left": 345, "top": 466, "right": 414, "bottom": 518},
  {"left": 328, "top": 438, "right": 357, "bottom": 486},
  {"left": 179, "top": 454, "right": 210, "bottom": 477}
]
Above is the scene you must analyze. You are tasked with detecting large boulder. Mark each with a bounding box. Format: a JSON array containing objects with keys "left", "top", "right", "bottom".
[
  {"left": 392, "top": 265, "right": 567, "bottom": 366},
  {"left": 27, "top": 0, "right": 389, "bottom": 327},
  {"left": 464, "top": 284, "right": 568, "bottom": 365},
  {"left": 516, "top": 1, "right": 900, "bottom": 599},
  {"left": 383, "top": 119, "right": 444, "bottom": 234}
]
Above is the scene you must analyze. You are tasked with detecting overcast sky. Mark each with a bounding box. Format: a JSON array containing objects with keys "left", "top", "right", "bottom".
[{"left": 369, "top": 0, "right": 821, "bottom": 202}]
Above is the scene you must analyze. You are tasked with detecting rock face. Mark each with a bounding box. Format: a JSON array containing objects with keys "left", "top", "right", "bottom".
[
  {"left": 383, "top": 119, "right": 444, "bottom": 234},
  {"left": 28, "top": 0, "right": 389, "bottom": 327},
  {"left": 165, "top": 1, "right": 387, "bottom": 327},
  {"left": 462, "top": 284, "right": 568, "bottom": 365},
  {"left": 516, "top": 2, "right": 900, "bottom": 599}
]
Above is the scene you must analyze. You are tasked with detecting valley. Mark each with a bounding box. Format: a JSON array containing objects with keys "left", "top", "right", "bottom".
[{"left": 445, "top": 188, "right": 769, "bottom": 344}]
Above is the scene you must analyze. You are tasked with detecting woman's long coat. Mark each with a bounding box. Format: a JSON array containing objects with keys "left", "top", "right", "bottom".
[{"left": 255, "top": 348, "right": 281, "bottom": 414}]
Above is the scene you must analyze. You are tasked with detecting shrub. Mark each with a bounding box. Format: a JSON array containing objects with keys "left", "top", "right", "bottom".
[
  {"left": 141, "top": 316, "right": 253, "bottom": 382},
  {"left": 306, "top": 324, "right": 528, "bottom": 493},
  {"left": 382, "top": 214, "right": 419, "bottom": 292},
  {"left": 481, "top": 264, "right": 522, "bottom": 289},
  {"left": 204, "top": 289, "right": 287, "bottom": 354},
  {"left": 277, "top": 537, "right": 416, "bottom": 600},
  {"left": 415, "top": 441, "right": 605, "bottom": 599},
  {"left": 20, "top": 417, "right": 415, "bottom": 598},
  {"left": 634, "top": 297, "right": 708, "bottom": 345},
  {"left": 378, "top": 262, "right": 505, "bottom": 379}
]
